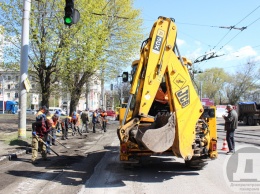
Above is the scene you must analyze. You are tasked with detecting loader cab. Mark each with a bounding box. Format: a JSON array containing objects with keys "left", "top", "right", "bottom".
[
  {"left": 130, "top": 60, "right": 139, "bottom": 84},
  {"left": 201, "top": 106, "right": 215, "bottom": 118}
]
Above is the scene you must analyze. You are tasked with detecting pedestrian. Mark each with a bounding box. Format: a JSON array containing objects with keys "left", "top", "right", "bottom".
[
  {"left": 61, "top": 115, "right": 72, "bottom": 140},
  {"left": 222, "top": 104, "right": 238, "bottom": 155},
  {"left": 92, "top": 110, "right": 98, "bottom": 133},
  {"left": 81, "top": 108, "right": 89, "bottom": 133},
  {"left": 31, "top": 106, "right": 50, "bottom": 164},
  {"left": 100, "top": 110, "right": 107, "bottom": 132}
]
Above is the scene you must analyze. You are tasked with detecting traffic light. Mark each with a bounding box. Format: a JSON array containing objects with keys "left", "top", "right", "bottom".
[
  {"left": 122, "top": 72, "right": 128, "bottom": 82},
  {"left": 64, "top": 0, "right": 74, "bottom": 26}
]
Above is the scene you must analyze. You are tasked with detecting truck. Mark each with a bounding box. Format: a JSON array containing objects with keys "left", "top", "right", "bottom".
[
  {"left": 0, "top": 100, "right": 19, "bottom": 114},
  {"left": 238, "top": 102, "right": 260, "bottom": 126},
  {"left": 117, "top": 16, "right": 218, "bottom": 169}
]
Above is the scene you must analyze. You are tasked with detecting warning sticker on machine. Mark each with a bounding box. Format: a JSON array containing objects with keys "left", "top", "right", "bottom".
[
  {"left": 152, "top": 29, "right": 164, "bottom": 54},
  {"left": 173, "top": 74, "right": 186, "bottom": 89},
  {"left": 176, "top": 86, "right": 190, "bottom": 108}
]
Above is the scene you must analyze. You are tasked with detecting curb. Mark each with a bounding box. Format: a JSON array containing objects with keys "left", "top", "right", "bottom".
[{"left": 0, "top": 149, "right": 27, "bottom": 163}]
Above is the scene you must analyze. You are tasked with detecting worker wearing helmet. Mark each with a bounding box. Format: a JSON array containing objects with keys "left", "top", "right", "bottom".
[
  {"left": 49, "top": 113, "right": 59, "bottom": 146},
  {"left": 92, "top": 110, "right": 99, "bottom": 133},
  {"left": 81, "top": 108, "right": 90, "bottom": 133},
  {"left": 31, "top": 106, "right": 51, "bottom": 164},
  {"left": 36, "top": 105, "right": 47, "bottom": 121},
  {"left": 149, "top": 82, "right": 170, "bottom": 116},
  {"left": 61, "top": 115, "right": 72, "bottom": 140},
  {"left": 100, "top": 110, "right": 107, "bottom": 132},
  {"left": 71, "top": 111, "right": 82, "bottom": 136}
]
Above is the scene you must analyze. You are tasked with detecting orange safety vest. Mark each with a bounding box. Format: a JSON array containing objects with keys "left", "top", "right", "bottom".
[
  {"left": 100, "top": 112, "right": 107, "bottom": 122},
  {"left": 52, "top": 116, "right": 58, "bottom": 128},
  {"left": 100, "top": 112, "right": 107, "bottom": 117},
  {"left": 72, "top": 113, "right": 80, "bottom": 126},
  {"left": 155, "top": 87, "right": 168, "bottom": 104}
]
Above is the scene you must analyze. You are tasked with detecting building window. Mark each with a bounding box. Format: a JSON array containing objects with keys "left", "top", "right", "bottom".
[
  {"left": 8, "top": 76, "right": 11, "bottom": 80},
  {"left": 8, "top": 84, "right": 10, "bottom": 89},
  {"left": 7, "top": 93, "right": 10, "bottom": 98},
  {"left": 15, "top": 93, "right": 19, "bottom": 98},
  {"left": 16, "top": 76, "right": 19, "bottom": 81},
  {"left": 15, "top": 84, "right": 19, "bottom": 89},
  {"left": 32, "top": 84, "right": 35, "bottom": 88}
]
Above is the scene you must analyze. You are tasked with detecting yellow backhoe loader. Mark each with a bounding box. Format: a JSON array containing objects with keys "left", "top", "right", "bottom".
[{"left": 117, "top": 16, "right": 217, "bottom": 168}]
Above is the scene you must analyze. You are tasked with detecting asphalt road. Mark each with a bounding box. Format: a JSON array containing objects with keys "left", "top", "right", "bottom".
[
  {"left": 0, "top": 119, "right": 259, "bottom": 194},
  {"left": 0, "top": 121, "right": 114, "bottom": 194},
  {"left": 217, "top": 118, "right": 260, "bottom": 146}
]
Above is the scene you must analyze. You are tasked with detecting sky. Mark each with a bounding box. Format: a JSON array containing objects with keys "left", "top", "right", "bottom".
[{"left": 133, "top": 0, "right": 260, "bottom": 73}]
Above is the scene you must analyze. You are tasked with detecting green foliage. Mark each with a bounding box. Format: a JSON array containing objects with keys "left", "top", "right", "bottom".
[
  {"left": 224, "top": 59, "right": 260, "bottom": 104},
  {"left": 57, "top": 0, "right": 143, "bottom": 113},
  {"left": 196, "top": 67, "right": 229, "bottom": 103},
  {"left": 195, "top": 58, "right": 260, "bottom": 105},
  {"left": 0, "top": 0, "right": 143, "bottom": 110}
]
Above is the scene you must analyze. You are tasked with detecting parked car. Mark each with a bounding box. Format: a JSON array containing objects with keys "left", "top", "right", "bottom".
[
  {"left": 106, "top": 110, "right": 117, "bottom": 120},
  {"left": 26, "top": 109, "right": 36, "bottom": 115},
  {"left": 48, "top": 107, "right": 66, "bottom": 116}
]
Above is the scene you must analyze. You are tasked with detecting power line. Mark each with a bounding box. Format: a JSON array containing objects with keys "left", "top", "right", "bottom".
[
  {"left": 194, "top": 43, "right": 260, "bottom": 65},
  {"left": 234, "top": 5, "right": 260, "bottom": 26},
  {"left": 193, "top": 52, "right": 224, "bottom": 63},
  {"left": 219, "top": 26, "right": 247, "bottom": 31},
  {"left": 212, "top": 4, "right": 260, "bottom": 51},
  {"left": 219, "top": 18, "right": 260, "bottom": 50}
]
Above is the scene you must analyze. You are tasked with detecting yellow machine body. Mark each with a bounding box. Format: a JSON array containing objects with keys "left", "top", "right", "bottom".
[{"left": 117, "top": 17, "right": 217, "bottom": 168}]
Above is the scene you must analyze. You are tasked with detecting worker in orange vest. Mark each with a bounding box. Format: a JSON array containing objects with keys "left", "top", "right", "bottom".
[
  {"left": 100, "top": 110, "right": 108, "bottom": 132},
  {"left": 155, "top": 86, "right": 168, "bottom": 104},
  {"left": 149, "top": 82, "right": 169, "bottom": 116}
]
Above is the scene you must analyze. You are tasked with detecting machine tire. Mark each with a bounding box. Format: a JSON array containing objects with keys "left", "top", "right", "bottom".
[
  {"left": 243, "top": 116, "right": 248, "bottom": 125},
  {"left": 248, "top": 116, "right": 256, "bottom": 126},
  {"left": 184, "top": 159, "right": 207, "bottom": 170}
]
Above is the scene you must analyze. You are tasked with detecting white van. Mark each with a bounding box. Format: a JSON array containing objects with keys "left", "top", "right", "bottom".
[{"left": 48, "top": 107, "right": 66, "bottom": 116}]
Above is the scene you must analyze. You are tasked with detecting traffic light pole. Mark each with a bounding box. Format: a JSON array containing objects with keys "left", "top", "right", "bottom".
[
  {"left": 117, "top": 75, "right": 123, "bottom": 107},
  {"left": 18, "top": 0, "right": 31, "bottom": 139}
]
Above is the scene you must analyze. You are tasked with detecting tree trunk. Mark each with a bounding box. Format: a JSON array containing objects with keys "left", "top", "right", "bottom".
[
  {"left": 69, "top": 72, "right": 91, "bottom": 115},
  {"left": 39, "top": 65, "right": 52, "bottom": 108}
]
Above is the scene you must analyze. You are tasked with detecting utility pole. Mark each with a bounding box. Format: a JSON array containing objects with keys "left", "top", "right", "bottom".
[
  {"left": 0, "top": 74, "right": 4, "bottom": 114},
  {"left": 18, "top": 0, "right": 31, "bottom": 139},
  {"left": 200, "top": 82, "right": 202, "bottom": 101},
  {"left": 117, "top": 75, "right": 123, "bottom": 106}
]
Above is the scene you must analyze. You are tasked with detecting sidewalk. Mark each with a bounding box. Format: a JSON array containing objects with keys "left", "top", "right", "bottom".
[
  {"left": 0, "top": 119, "right": 115, "bottom": 164},
  {"left": 0, "top": 138, "right": 29, "bottom": 163}
]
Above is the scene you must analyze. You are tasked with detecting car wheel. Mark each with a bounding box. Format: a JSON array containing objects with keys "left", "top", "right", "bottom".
[
  {"left": 243, "top": 116, "right": 248, "bottom": 125},
  {"left": 248, "top": 116, "right": 257, "bottom": 126}
]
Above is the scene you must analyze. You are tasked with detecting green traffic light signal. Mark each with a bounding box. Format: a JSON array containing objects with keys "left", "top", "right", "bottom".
[{"left": 64, "top": 16, "right": 73, "bottom": 25}]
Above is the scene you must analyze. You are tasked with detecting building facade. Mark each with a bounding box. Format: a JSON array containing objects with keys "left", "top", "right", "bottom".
[{"left": 0, "top": 70, "right": 102, "bottom": 112}]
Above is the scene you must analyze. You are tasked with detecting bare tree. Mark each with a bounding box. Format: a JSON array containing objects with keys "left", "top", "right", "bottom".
[{"left": 224, "top": 59, "right": 260, "bottom": 104}]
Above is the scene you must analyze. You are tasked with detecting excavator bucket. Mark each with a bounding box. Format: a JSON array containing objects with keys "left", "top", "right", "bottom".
[{"left": 135, "top": 113, "right": 175, "bottom": 153}]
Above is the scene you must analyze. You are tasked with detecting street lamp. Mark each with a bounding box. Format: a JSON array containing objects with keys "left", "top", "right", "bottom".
[{"left": 0, "top": 74, "right": 4, "bottom": 114}]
